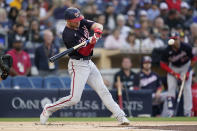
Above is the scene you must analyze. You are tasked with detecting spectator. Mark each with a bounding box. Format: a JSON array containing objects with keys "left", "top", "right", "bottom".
[
  {"left": 166, "top": 0, "right": 181, "bottom": 12},
  {"left": 104, "top": 28, "right": 127, "bottom": 49},
  {"left": 83, "top": 3, "right": 99, "bottom": 21},
  {"left": 0, "top": 8, "right": 9, "bottom": 32},
  {"left": 8, "top": 7, "right": 18, "bottom": 28},
  {"left": 140, "top": 20, "right": 150, "bottom": 39},
  {"left": 114, "top": 57, "right": 137, "bottom": 90},
  {"left": 6, "top": 38, "right": 31, "bottom": 76},
  {"left": 104, "top": 3, "right": 116, "bottom": 31},
  {"left": 189, "top": 23, "right": 197, "bottom": 44},
  {"left": 147, "top": 4, "right": 160, "bottom": 21},
  {"left": 53, "top": 0, "right": 71, "bottom": 20},
  {"left": 139, "top": 10, "right": 148, "bottom": 22},
  {"left": 123, "top": 31, "right": 140, "bottom": 51},
  {"left": 26, "top": 5, "right": 35, "bottom": 22},
  {"left": 164, "top": 9, "right": 184, "bottom": 29},
  {"left": 125, "top": 10, "right": 136, "bottom": 28},
  {"left": 159, "top": 25, "right": 170, "bottom": 45},
  {"left": 28, "top": 19, "right": 42, "bottom": 43},
  {"left": 16, "top": 10, "right": 29, "bottom": 29},
  {"left": 8, "top": 23, "right": 27, "bottom": 49},
  {"left": 133, "top": 23, "right": 142, "bottom": 39},
  {"left": 135, "top": 56, "right": 167, "bottom": 117},
  {"left": 141, "top": 29, "right": 164, "bottom": 51},
  {"left": 116, "top": 14, "right": 131, "bottom": 39},
  {"left": 35, "top": 29, "right": 59, "bottom": 76},
  {"left": 124, "top": 0, "right": 140, "bottom": 14},
  {"left": 159, "top": 2, "right": 168, "bottom": 21},
  {"left": 180, "top": 1, "right": 190, "bottom": 21},
  {"left": 154, "top": 17, "right": 164, "bottom": 33}
]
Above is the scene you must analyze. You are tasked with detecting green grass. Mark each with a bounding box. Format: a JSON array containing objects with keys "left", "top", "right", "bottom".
[{"left": 0, "top": 117, "right": 196, "bottom": 122}]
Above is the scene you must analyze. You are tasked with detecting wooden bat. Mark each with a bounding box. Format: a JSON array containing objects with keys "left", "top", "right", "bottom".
[
  {"left": 174, "top": 74, "right": 186, "bottom": 116},
  {"left": 117, "top": 76, "right": 123, "bottom": 109},
  {"left": 49, "top": 39, "right": 90, "bottom": 63}
]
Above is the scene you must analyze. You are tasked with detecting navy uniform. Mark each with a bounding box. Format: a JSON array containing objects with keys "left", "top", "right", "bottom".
[
  {"left": 114, "top": 70, "right": 136, "bottom": 90},
  {"left": 40, "top": 7, "right": 130, "bottom": 125},
  {"left": 160, "top": 32, "right": 194, "bottom": 116},
  {"left": 137, "top": 72, "right": 162, "bottom": 93},
  {"left": 135, "top": 56, "right": 165, "bottom": 116}
]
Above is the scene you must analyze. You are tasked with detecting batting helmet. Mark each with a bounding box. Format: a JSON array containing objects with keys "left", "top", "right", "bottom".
[{"left": 64, "top": 7, "right": 84, "bottom": 22}]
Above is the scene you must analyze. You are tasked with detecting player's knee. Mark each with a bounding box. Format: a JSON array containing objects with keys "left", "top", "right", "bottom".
[{"left": 70, "top": 96, "right": 81, "bottom": 105}]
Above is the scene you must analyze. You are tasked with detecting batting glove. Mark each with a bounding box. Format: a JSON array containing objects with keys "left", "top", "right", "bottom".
[
  {"left": 94, "top": 28, "right": 103, "bottom": 39},
  {"left": 172, "top": 72, "right": 182, "bottom": 81},
  {"left": 89, "top": 28, "right": 103, "bottom": 45}
]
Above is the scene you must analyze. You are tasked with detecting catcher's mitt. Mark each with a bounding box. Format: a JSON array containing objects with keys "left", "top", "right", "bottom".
[{"left": 0, "top": 54, "right": 13, "bottom": 80}]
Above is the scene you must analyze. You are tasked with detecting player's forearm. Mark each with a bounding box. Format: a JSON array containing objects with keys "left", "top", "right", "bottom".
[{"left": 160, "top": 61, "right": 174, "bottom": 74}]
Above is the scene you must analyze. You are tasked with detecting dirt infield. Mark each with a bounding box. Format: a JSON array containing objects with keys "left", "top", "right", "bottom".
[{"left": 0, "top": 121, "right": 197, "bottom": 131}]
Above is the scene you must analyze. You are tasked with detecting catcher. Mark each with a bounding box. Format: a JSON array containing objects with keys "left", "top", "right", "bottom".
[{"left": 0, "top": 54, "right": 13, "bottom": 81}]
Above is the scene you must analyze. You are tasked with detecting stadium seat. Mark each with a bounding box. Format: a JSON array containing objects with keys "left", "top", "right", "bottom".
[
  {"left": 60, "top": 76, "right": 71, "bottom": 88},
  {"left": 44, "top": 76, "right": 65, "bottom": 88},
  {"left": 1, "top": 76, "right": 12, "bottom": 88},
  {"left": 29, "top": 76, "right": 43, "bottom": 88},
  {"left": 12, "top": 76, "right": 34, "bottom": 89}
]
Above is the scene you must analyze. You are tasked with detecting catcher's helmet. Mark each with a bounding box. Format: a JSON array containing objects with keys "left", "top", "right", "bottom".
[{"left": 64, "top": 7, "right": 84, "bottom": 22}]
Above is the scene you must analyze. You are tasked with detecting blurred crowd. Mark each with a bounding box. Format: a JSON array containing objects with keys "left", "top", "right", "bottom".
[{"left": 1, "top": 0, "right": 197, "bottom": 76}]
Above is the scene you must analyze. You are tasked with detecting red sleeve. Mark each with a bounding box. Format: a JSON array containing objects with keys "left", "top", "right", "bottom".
[
  {"left": 78, "top": 43, "right": 95, "bottom": 56},
  {"left": 192, "top": 56, "right": 197, "bottom": 63},
  {"left": 160, "top": 61, "right": 174, "bottom": 74}
]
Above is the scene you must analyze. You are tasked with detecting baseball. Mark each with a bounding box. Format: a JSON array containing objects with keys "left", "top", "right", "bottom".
[{"left": 168, "top": 39, "right": 175, "bottom": 45}]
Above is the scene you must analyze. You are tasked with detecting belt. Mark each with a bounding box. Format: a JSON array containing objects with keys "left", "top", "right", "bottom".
[{"left": 70, "top": 56, "right": 91, "bottom": 60}]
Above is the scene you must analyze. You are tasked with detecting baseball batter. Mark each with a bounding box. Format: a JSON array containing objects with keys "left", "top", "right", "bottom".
[
  {"left": 40, "top": 7, "right": 130, "bottom": 125},
  {"left": 160, "top": 32, "right": 197, "bottom": 117}
]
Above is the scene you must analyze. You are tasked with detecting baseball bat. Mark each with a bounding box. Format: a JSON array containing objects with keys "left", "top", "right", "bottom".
[
  {"left": 49, "top": 39, "right": 90, "bottom": 62},
  {"left": 174, "top": 74, "right": 186, "bottom": 116},
  {"left": 117, "top": 76, "right": 123, "bottom": 109}
]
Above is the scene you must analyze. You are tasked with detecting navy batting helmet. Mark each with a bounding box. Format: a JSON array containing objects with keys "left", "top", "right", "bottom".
[{"left": 64, "top": 7, "right": 84, "bottom": 22}]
